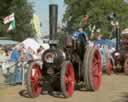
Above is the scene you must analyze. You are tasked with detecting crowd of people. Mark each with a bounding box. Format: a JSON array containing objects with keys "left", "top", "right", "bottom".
[{"left": 0, "top": 43, "right": 45, "bottom": 85}]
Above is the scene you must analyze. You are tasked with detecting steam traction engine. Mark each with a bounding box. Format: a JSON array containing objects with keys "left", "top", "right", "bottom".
[
  {"left": 26, "top": 4, "right": 102, "bottom": 98},
  {"left": 108, "top": 13, "right": 128, "bottom": 74}
]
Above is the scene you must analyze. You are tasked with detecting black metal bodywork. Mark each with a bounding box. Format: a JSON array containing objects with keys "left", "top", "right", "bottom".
[
  {"left": 42, "top": 4, "right": 87, "bottom": 84},
  {"left": 63, "top": 34, "right": 87, "bottom": 80},
  {"left": 42, "top": 4, "right": 63, "bottom": 83}
]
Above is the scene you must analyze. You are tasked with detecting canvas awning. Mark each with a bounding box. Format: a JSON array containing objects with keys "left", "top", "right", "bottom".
[
  {"left": 122, "top": 28, "right": 128, "bottom": 34},
  {"left": 0, "top": 40, "right": 18, "bottom": 46}
]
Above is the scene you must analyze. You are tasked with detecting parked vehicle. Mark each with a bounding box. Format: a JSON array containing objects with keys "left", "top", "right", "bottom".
[
  {"left": 108, "top": 13, "right": 128, "bottom": 74},
  {"left": 95, "top": 39, "right": 114, "bottom": 75}
]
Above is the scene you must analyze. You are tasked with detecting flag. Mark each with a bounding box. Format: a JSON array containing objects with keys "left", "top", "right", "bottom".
[
  {"left": 7, "top": 20, "right": 16, "bottom": 32},
  {"left": 33, "top": 15, "right": 41, "bottom": 37},
  {"left": 4, "top": 13, "right": 15, "bottom": 24},
  {"left": 4, "top": 13, "right": 16, "bottom": 32}
]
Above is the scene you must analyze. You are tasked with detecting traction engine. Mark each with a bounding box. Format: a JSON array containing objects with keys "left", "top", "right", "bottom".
[{"left": 26, "top": 3, "right": 102, "bottom": 98}]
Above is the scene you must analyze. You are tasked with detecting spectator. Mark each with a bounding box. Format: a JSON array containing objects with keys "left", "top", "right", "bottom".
[
  {"left": 73, "top": 27, "right": 89, "bottom": 41},
  {"left": 79, "top": 27, "right": 89, "bottom": 40},
  {"left": 8, "top": 43, "right": 24, "bottom": 85},
  {"left": 95, "top": 33, "right": 105, "bottom": 47},
  {"left": 10, "top": 46, "right": 22, "bottom": 62}
]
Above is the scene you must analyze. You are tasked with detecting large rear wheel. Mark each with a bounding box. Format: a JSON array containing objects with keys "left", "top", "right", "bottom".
[
  {"left": 60, "top": 61, "right": 75, "bottom": 97},
  {"left": 83, "top": 47, "right": 92, "bottom": 88},
  {"left": 26, "top": 62, "right": 42, "bottom": 97},
  {"left": 84, "top": 47, "right": 102, "bottom": 91}
]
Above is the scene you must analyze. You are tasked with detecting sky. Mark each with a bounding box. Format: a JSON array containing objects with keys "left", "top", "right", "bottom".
[{"left": 28, "top": 0, "right": 66, "bottom": 35}]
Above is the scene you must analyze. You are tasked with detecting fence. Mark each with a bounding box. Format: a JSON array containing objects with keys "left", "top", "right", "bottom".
[{"left": 0, "top": 61, "right": 28, "bottom": 88}]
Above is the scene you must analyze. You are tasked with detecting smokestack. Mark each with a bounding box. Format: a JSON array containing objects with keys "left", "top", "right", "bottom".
[{"left": 49, "top": 4, "right": 58, "bottom": 40}]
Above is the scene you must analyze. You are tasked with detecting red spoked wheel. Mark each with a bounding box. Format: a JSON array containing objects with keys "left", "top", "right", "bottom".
[
  {"left": 27, "top": 62, "right": 43, "bottom": 97},
  {"left": 61, "top": 61, "right": 75, "bottom": 97},
  {"left": 106, "top": 58, "right": 113, "bottom": 75},
  {"left": 84, "top": 47, "right": 102, "bottom": 91},
  {"left": 91, "top": 49, "right": 102, "bottom": 90},
  {"left": 124, "top": 59, "right": 128, "bottom": 75}
]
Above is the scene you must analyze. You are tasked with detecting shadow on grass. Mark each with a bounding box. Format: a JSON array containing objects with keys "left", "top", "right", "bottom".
[
  {"left": 119, "top": 92, "right": 128, "bottom": 102},
  {"left": 19, "top": 90, "right": 32, "bottom": 98},
  {"left": 19, "top": 82, "right": 50, "bottom": 98},
  {"left": 19, "top": 82, "right": 92, "bottom": 99},
  {"left": 113, "top": 92, "right": 128, "bottom": 102}
]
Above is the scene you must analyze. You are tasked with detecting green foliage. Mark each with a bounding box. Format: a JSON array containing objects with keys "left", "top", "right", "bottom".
[
  {"left": 63, "top": 0, "right": 128, "bottom": 37},
  {"left": 0, "top": 0, "right": 35, "bottom": 41}
]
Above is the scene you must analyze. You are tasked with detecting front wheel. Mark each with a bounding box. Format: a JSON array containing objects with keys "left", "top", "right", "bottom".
[
  {"left": 26, "top": 62, "right": 43, "bottom": 98},
  {"left": 60, "top": 61, "right": 75, "bottom": 97}
]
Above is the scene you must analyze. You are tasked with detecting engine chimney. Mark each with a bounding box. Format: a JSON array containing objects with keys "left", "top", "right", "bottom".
[{"left": 49, "top": 4, "right": 58, "bottom": 42}]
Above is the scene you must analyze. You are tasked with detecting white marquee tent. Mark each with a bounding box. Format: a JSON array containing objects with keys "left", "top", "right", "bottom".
[{"left": 22, "top": 38, "right": 49, "bottom": 53}]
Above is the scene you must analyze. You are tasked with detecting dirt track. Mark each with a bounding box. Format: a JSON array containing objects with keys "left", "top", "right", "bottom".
[{"left": 0, "top": 74, "right": 128, "bottom": 102}]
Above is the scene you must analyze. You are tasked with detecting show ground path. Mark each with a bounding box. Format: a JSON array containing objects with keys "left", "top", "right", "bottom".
[{"left": 0, "top": 74, "right": 128, "bottom": 102}]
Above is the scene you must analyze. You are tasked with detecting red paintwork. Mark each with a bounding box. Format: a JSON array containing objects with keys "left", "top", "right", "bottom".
[
  {"left": 107, "top": 59, "right": 113, "bottom": 75},
  {"left": 65, "top": 63, "right": 75, "bottom": 96},
  {"left": 92, "top": 50, "right": 102, "bottom": 90},
  {"left": 31, "top": 64, "right": 42, "bottom": 97}
]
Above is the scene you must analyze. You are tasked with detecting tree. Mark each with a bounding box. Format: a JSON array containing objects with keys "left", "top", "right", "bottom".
[
  {"left": 63, "top": 0, "right": 128, "bottom": 37},
  {"left": 0, "top": 0, "right": 35, "bottom": 41},
  {"left": 0, "top": 0, "right": 13, "bottom": 35}
]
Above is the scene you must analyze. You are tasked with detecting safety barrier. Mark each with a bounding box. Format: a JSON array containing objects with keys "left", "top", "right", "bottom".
[{"left": 0, "top": 61, "right": 28, "bottom": 88}]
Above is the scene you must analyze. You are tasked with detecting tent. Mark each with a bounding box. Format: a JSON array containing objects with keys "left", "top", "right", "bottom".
[
  {"left": 122, "top": 28, "right": 128, "bottom": 35},
  {"left": 22, "top": 38, "right": 40, "bottom": 53},
  {"left": 0, "top": 40, "right": 18, "bottom": 46},
  {"left": 22, "top": 38, "right": 49, "bottom": 53}
]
